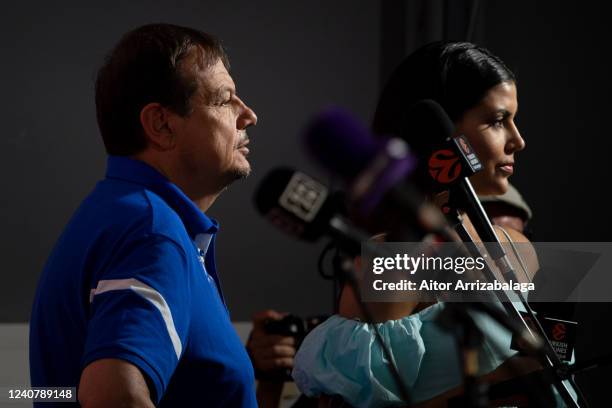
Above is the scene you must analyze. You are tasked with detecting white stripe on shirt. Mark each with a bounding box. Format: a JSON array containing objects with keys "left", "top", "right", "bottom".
[{"left": 89, "top": 278, "right": 182, "bottom": 359}]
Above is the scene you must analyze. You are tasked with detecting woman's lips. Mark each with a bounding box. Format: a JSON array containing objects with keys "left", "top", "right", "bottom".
[{"left": 497, "top": 163, "right": 514, "bottom": 175}]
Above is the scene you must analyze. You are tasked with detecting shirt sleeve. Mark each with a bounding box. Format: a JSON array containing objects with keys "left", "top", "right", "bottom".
[{"left": 81, "top": 232, "right": 191, "bottom": 403}]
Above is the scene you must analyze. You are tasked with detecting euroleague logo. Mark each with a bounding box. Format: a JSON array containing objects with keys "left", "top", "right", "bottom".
[{"left": 428, "top": 149, "right": 462, "bottom": 184}]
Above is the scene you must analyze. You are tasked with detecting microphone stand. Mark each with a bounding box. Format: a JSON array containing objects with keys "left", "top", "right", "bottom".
[{"left": 445, "top": 177, "right": 588, "bottom": 408}]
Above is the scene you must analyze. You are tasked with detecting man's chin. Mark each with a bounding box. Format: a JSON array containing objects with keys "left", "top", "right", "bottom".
[{"left": 226, "top": 165, "right": 251, "bottom": 183}]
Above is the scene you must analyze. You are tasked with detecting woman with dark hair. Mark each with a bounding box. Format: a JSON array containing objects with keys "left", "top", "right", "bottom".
[
  {"left": 291, "top": 42, "right": 545, "bottom": 407},
  {"left": 373, "top": 41, "right": 523, "bottom": 197}
]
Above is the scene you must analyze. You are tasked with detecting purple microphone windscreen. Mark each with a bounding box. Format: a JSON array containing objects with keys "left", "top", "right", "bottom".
[{"left": 303, "top": 107, "right": 382, "bottom": 180}]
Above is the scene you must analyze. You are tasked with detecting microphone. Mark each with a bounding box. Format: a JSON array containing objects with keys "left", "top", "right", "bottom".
[
  {"left": 303, "top": 107, "right": 449, "bottom": 241},
  {"left": 393, "top": 100, "right": 509, "bottom": 262},
  {"left": 254, "top": 167, "right": 370, "bottom": 255},
  {"left": 400, "top": 99, "right": 483, "bottom": 193}
]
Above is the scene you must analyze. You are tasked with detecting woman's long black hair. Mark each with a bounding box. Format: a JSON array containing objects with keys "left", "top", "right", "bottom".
[{"left": 372, "top": 41, "right": 515, "bottom": 150}]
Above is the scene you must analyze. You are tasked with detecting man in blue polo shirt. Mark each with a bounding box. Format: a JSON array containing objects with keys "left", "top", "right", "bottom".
[{"left": 30, "top": 23, "right": 258, "bottom": 407}]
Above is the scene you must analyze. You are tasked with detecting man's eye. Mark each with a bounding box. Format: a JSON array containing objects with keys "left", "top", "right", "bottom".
[{"left": 217, "top": 94, "right": 232, "bottom": 106}]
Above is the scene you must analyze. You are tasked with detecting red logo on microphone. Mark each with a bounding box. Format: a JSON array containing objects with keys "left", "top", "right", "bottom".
[
  {"left": 552, "top": 323, "right": 567, "bottom": 341},
  {"left": 428, "top": 150, "right": 462, "bottom": 184}
]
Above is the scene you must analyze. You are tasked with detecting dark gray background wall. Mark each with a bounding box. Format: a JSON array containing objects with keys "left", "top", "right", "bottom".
[
  {"left": 482, "top": 2, "right": 612, "bottom": 405},
  {"left": 2, "top": 1, "right": 611, "bottom": 404}
]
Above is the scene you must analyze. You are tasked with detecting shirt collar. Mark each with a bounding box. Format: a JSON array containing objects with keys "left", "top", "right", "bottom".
[{"left": 105, "top": 155, "right": 219, "bottom": 238}]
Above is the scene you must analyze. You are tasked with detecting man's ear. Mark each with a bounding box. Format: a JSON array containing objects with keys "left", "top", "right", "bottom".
[{"left": 139, "top": 103, "right": 176, "bottom": 151}]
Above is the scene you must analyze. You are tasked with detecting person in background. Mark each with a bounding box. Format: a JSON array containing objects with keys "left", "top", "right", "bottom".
[
  {"left": 247, "top": 310, "right": 299, "bottom": 407},
  {"left": 480, "top": 182, "right": 533, "bottom": 238}
]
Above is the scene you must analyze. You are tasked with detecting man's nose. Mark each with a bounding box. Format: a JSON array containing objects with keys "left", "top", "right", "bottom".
[{"left": 237, "top": 98, "right": 257, "bottom": 129}]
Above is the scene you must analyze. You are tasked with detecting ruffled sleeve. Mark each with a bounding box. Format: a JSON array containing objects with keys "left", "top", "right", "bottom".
[{"left": 292, "top": 314, "right": 426, "bottom": 408}]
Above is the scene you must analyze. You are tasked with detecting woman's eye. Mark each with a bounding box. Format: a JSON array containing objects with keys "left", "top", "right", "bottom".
[{"left": 492, "top": 119, "right": 504, "bottom": 129}]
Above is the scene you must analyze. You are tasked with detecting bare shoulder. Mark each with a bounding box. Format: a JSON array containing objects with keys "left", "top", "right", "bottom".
[
  {"left": 494, "top": 226, "right": 539, "bottom": 282},
  {"left": 495, "top": 225, "right": 529, "bottom": 243}
]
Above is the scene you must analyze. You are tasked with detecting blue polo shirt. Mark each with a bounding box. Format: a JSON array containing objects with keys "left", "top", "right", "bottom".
[{"left": 30, "top": 156, "right": 256, "bottom": 407}]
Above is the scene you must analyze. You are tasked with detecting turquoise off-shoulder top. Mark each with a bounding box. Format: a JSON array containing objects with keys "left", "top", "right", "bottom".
[{"left": 292, "top": 302, "right": 518, "bottom": 407}]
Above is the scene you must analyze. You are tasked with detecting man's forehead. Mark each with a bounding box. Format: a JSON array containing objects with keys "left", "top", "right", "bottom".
[
  {"left": 195, "top": 59, "right": 235, "bottom": 93},
  {"left": 179, "top": 47, "right": 235, "bottom": 92},
  {"left": 206, "top": 61, "right": 235, "bottom": 89}
]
